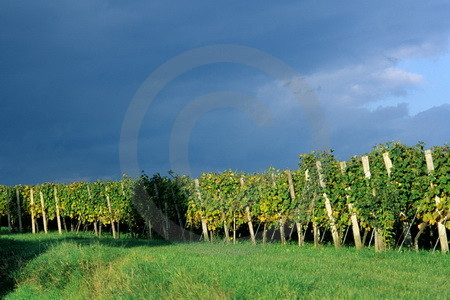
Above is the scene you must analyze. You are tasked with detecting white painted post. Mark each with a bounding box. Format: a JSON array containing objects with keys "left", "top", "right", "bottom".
[
  {"left": 105, "top": 187, "right": 117, "bottom": 239},
  {"left": 286, "top": 170, "right": 305, "bottom": 247},
  {"left": 424, "top": 149, "right": 449, "bottom": 253},
  {"left": 194, "top": 179, "right": 209, "bottom": 242},
  {"left": 39, "top": 191, "right": 48, "bottom": 234},
  {"left": 54, "top": 186, "right": 63, "bottom": 235},
  {"left": 16, "top": 188, "right": 22, "bottom": 232},
  {"left": 361, "top": 155, "right": 386, "bottom": 252},
  {"left": 340, "top": 161, "right": 363, "bottom": 250},
  {"left": 382, "top": 152, "right": 413, "bottom": 249},
  {"left": 316, "top": 161, "right": 341, "bottom": 248},
  {"left": 30, "top": 188, "right": 36, "bottom": 234},
  {"left": 240, "top": 177, "right": 256, "bottom": 245}
]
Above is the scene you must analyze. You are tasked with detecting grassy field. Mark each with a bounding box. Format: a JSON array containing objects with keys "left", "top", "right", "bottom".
[{"left": 1, "top": 229, "right": 449, "bottom": 299}]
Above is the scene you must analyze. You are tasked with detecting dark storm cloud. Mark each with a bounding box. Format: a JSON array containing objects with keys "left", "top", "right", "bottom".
[
  {"left": 0, "top": 1, "right": 449, "bottom": 184},
  {"left": 327, "top": 103, "right": 450, "bottom": 160}
]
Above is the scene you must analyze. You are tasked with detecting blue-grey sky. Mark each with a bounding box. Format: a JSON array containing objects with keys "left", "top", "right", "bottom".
[{"left": 1, "top": 1, "right": 449, "bottom": 185}]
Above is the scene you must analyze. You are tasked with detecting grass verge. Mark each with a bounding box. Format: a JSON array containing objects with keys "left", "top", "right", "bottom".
[{"left": 1, "top": 230, "right": 448, "bottom": 299}]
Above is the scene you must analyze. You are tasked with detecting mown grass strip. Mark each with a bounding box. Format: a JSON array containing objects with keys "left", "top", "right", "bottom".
[{"left": 1, "top": 231, "right": 449, "bottom": 299}]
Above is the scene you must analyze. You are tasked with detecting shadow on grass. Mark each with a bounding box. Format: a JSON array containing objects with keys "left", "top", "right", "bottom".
[{"left": 0, "top": 229, "right": 171, "bottom": 298}]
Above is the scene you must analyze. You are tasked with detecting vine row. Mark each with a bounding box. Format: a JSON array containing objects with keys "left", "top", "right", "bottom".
[{"left": 0, "top": 142, "right": 448, "bottom": 252}]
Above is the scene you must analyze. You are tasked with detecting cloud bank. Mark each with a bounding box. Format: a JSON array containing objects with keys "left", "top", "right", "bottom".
[{"left": 0, "top": 1, "right": 449, "bottom": 184}]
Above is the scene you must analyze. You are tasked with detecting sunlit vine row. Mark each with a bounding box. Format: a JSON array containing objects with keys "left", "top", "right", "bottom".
[{"left": 0, "top": 142, "right": 448, "bottom": 251}]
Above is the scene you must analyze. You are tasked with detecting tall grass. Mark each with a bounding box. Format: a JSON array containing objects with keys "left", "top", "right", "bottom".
[{"left": 1, "top": 230, "right": 448, "bottom": 299}]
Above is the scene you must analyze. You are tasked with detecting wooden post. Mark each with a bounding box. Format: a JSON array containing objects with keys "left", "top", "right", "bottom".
[
  {"left": 222, "top": 211, "right": 231, "bottom": 244},
  {"left": 15, "top": 188, "right": 23, "bottom": 232},
  {"left": 210, "top": 230, "right": 214, "bottom": 243},
  {"left": 171, "top": 188, "right": 186, "bottom": 241},
  {"left": 305, "top": 169, "right": 320, "bottom": 247},
  {"left": 53, "top": 186, "right": 63, "bottom": 235},
  {"left": 362, "top": 155, "right": 386, "bottom": 252},
  {"left": 30, "top": 188, "right": 36, "bottom": 234},
  {"left": 194, "top": 179, "right": 209, "bottom": 242},
  {"left": 93, "top": 222, "right": 99, "bottom": 236},
  {"left": 76, "top": 220, "right": 81, "bottom": 233},
  {"left": 121, "top": 182, "right": 134, "bottom": 237},
  {"left": 233, "top": 216, "right": 237, "bottom": 244},
  {"left": 262, "top": 223, "right": 267, "bottom": 245},
  {"left": 279, "top": 219, "right": 286, "bottom": 245},
  {"left": 289, "top": 179, "right": 305, "bottom": 246},
  {"left": 362, "top": 230, "right": 369, "bottom": 246},
  {"left": 382, "top": 152, "right": 412, "bottom": 248},
  {"left": 424, "top": 149, "right": 449, "bottom": 253},
  {"left": 240, "top": 178, "right": 256, "bottom": 245},
  {"left": 62, "top": 218, "right": 68, "bottom": 233},
  {"left": 270, "top": 174, "right": 286, "bottom": 245},
  {"left": 6, "top": 188, "right": 12, "bottom": 232},
  {"left": 374, "top": 230, "right": 385, "bottom": 252},
  {"left": 286, "top": 170, "right": 304, "bottom": 247},
  {"left": 164, "top": 202, "right": 169, "bottom": 240},
  {"left": 313, "top": 226, "right": 320, "bottom": 248},
  {"left": 87, "top": 186, "right": 98, "bottom": 237},
  {"left": 340, "top": 161, "right": 363, "bottom": 250},
  {"left": 154, "top": 183, "right": 169, "bottom": 240},
  {"left": 105, "top": 187, "right": 117, "bottom": 239},
  {"left": 39, "top": 191, "right": 48, "bottom": 234},
  {"left": 5, "top": 188, "right": 12, "bottom": 231},
  {"left": 414, "top": 222, "right": 428, "bottom": 252},
  {"left": 316, "top": 161, "right": 341, "bottom": 248},
  {"left": 7, "top": 212, "right": 12, "bottom": 232},
  {"left": 382, "top": 152, "right": 393, "bottom": 177},
  {"left": 175, "top": 203, "right": 186, "bottom": 241},
  {"left": 147, "top": 220, "right": 153, "bottom": 240}
]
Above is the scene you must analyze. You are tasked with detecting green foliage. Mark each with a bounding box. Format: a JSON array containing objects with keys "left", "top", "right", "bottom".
[
  {"left": 0, "top": 142, "right": 448, "bottom": 244},
  {"left": 0, "top": 185, "right": 13, "bottom": 216}
]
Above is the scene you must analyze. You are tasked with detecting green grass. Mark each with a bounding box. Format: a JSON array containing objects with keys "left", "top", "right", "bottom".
[{"left": 1, "top": 229, "right": 449, "bottom": 299}]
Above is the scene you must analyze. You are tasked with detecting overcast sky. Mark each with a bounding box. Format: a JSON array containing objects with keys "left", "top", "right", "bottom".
[{"left": 1, "top": 1, "right": 449, "bottom": 185}]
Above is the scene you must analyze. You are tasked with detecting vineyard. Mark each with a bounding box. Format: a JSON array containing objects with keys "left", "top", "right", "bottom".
[{"left": 1, "top": 142, "right": 449, "bottom": 253}]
